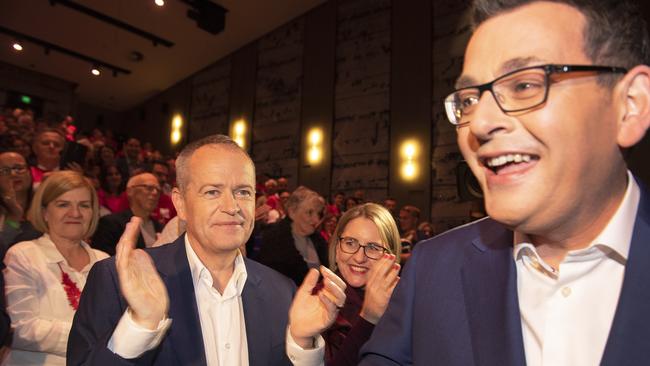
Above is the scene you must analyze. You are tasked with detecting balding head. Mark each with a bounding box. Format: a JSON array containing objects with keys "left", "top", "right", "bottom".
[{"left": 126, "top": 173, "right": 161, "bottom": 216}]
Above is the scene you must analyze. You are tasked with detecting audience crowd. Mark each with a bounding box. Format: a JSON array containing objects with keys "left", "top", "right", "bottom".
[{"left": 0, "top": 107, "right": 434, "bottom": 363}]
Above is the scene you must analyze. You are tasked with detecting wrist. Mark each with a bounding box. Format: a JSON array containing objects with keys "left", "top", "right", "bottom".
[
  {"left": 131, "top": 311, "right": 165, "bottom": 330},
  {"left": 290, "top": 329, "right": 315, "bottom": 349},
  {"left": 359, "top": 308, "right": 379, "bottom": 325}
]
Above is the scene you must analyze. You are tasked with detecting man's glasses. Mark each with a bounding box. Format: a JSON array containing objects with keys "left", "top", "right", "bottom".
[
  {"left": 338, "top": 236, "right": 389, "bottom": 260},
  {"left": 0, "top": 164, "right": 28, "bottom": 176},
  {"left": 131, "top": 184, "right": 161, "bottom": 193},
  {"left": 444, "top": 64, "right": 628, "bottom": 126}
]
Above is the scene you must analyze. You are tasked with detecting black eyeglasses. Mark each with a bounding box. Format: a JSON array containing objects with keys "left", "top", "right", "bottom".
[
  {"left": 444, "top": 64, "right": 628, "bottom": 126},
  {"left": 338, "top": 236, "right": 389, "bottom": 260},
  {"left": 0, "top": 164, "right": 28, "bottom": 176},
  {"left": 130, "top": 184, "right": 161, "bottom": 193}
]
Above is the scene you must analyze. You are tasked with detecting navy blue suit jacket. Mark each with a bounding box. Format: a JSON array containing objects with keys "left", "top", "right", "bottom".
[
  {"left": 67, "top": 236, "right": 296, "bottom": 366},
  {"left": 360, "top": 181, "right": 650, "bottom": 365}
]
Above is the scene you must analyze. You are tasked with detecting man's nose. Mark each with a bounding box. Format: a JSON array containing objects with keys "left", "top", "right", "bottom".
[{"left": 467, "top": 91, "right": 515, "bottom": 142}]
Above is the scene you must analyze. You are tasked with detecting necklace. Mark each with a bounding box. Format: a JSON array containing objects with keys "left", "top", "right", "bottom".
[{"left": 58, "top": 263, "right": 81, "bottom": 310}]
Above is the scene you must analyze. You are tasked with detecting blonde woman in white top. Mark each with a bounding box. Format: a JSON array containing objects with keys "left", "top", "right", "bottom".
[{"left": 3, "top": 171, "right": 108, "bottom": 365}]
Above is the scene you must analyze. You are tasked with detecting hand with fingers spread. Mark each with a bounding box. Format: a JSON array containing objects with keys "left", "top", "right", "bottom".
[
  {"left": 115, "top": 217, "right": 169, "bottom": 330},
  {"left": 360, "top": 254, "right": 400, "bottom": 324},
  {"left": 289, "top": 266, "right": 347, "bottom": 349}
]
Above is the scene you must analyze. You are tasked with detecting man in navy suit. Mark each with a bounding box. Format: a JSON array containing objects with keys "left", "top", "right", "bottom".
[
  {"left": 361, "top": 0, "right": 650, "bottom": 365},
  {"left": 67, "top": 135, "right": 346, "bottom": 365}
]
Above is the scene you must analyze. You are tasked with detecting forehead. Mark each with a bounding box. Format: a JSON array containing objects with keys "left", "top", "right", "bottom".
[
  {"left": 0, "top": 152, "right": 24, "bottom": 165},
  {"left": 38, "top": 132, "right": 64, "bottom": 142},
  {"left": 461, "top": 2, "right": 589, "bottom": 86},
  {"left": 132, "top": 174, "right": 158, "bottom": 186},
  {"left": 187, "top": 145, "right": 255, "bottom": 187},
  {"left": 56, "top": 187, "right": 91, "bottom": 200}
]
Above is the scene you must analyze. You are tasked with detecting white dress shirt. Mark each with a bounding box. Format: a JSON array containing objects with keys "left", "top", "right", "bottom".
[
  {"left": 2, "top": 234, "right": 109, "bottom": 366},
  {"left": 110, "top": 234, "right": 323, "bottom": 365},
  {"left": 514, "top": 171, "right": 640, "bottom": 366}
]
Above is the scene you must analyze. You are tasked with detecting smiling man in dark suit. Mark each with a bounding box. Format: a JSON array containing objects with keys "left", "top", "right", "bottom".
[
  {"left": 68, "top": 135, "right": 346, "bottom": 366},
  {"left": 361, "top": 0, "right": 650, "bottom": 365}
]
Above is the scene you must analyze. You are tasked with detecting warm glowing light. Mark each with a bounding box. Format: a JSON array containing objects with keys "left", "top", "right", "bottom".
[
  {"left": 172, "top": 115, "right": 183, "bottom": 129},
  {"left": 91, "top": 67, "right": 101, "bottom": 76},
  {"left": 308, "top": 129, "right": 322, "bottom": 145},
  {"left": 170, "top": 114, "right": 183, "bottom": 145},
  {"left": 154, "top": 0, "right": 165, "bottom": 6},
  {"left": 234, "top": 120, "right": 246, "bottom": 135},
  {"left": 231, "top": 119, "right": 247, "bottom": 149},
  {"left": 12, "top": 42, "right": 23, "bottom": 51},
  {"left": 171, "top": 130, "right": 181, "bottom": 144},
  {"left": 400, "top": 140, "right": 420, "bottom": 181},
  {"left": 306, "top": 128, "right": 324, "bottom": 164}
]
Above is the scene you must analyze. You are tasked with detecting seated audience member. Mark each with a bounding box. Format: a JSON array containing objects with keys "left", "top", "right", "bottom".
[
  {"left": 0, "top": 152, "right": 40, "bottom": 257},
  {"left": 344, "top": 196, "right": 360, "bottom": 213},
  {"left": 97, "top": 164, "right": 128, "bottom": 214},
  {"left": 264, "top": 178, "right": 280, "bottom": 210},
  {"left": 148, "top": 160, "right": 176, "bottom": 226},
  {"left": 320, "top": 212, "right": 338, "bottom": 243},
  {"left": 29, "top": 128, "right": 65, "bottom": 188},
  {"left": 321, "top": 203, "right": 401, "bottom": 366},
  {"left": 360, "top": 0, "right": 650, "bottom": 365},
  {"left": 96, "top": 145, "right": 116, "bottom": 169},
  {"left": 3, "top": 171, "right": 108, "bottom": 365},
  {"left": 417, "top": 221, "right": 435, "bottom": 240},
  {"left": 328, "top": 191, "right": 345, "bottom": 217},
  {"left": 257, "top": 186, "right": 329, "bottom": 285},
  {"left": 91, "top": 173, "right": 162, "bottom": 255},
  {"left": 67, "top": 134, "right": 344, "bottom": 365},
  {"left": 277, "top": 176, "right": 289, "bottom": 192},
  {"left": 399, "top": 205, "right": 426, "bottom": 246},
  {"left": 12, "top": 137, "right": 32, "bottom": 161},
  {"left": 116, "top": 137, "right": 144, "bottom": 177}
]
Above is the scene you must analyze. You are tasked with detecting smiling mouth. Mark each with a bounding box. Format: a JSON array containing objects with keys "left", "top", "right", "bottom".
[
  {"left": 348, "top": 264, "right": 368, "bottom": 274},
  {"left": 482, "top": 153, "right": 539, "bottom": 174}
]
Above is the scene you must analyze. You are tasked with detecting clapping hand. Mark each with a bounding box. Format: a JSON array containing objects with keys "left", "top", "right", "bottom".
[
  {"left": 0, "top": 177, "right": 23, "bottom": 220},
  {"left": 360, "top": 254, "right": 400, "bottom": 324},
  {"left": 115, "top": 217, "right": 169, "bottom": 329},
  {"left": 289, "top": 266, "right": 346, "bottom": 349}
]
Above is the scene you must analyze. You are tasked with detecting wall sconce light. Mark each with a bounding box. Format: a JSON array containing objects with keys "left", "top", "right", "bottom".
[
  {"left": 231, "top": 119, "right": 247, "bottom": 149},
  {"left": 306, "top": 128, "right": 323, "bottom": 165},
  {"left": 12, "top": 40, "right": 23, "bottom": 52},
  {"left": 400, "top": 139, "right": 419, "bottom": 181},
  {"left": 91, "top": 65, "right": 101, "bottom": 76},
  {"left": 171, "top": 114, "right": 183, "bottom": 145}
]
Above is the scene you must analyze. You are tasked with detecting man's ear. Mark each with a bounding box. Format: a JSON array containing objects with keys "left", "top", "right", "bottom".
[
  {"left": 171, "top": 187, "right": 187, "bottom": 221},
  {"left": 617, "top": 65, "right": 650, "bottom": 148}
]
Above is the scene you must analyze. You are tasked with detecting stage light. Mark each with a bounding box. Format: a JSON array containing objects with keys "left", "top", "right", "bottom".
[
  {"left": 12, "top": 41, "right": 23, "bottom": 51},
  {"left": 154, "top": 0, "right": 165, "bottom": 6},
  {"left": 91, "top": 65, "right": 101, "bottom": 76}
]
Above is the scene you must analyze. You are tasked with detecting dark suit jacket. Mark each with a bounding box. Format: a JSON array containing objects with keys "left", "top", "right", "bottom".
[
  {"left": 256, "top": 217, "right": 329, "bottom": 286},
  {"left": 360, "top": 180, "right": 650, "bottom": 366},
  {"left": 91, "top": 209, "right": 162, "bottom": 256},
  {"left": 67, "top": 236, "right": 296, "bottom": 366}
]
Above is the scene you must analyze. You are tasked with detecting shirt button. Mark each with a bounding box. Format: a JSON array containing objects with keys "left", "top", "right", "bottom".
[
  {"left": 561, "top": 286, "right": 572, "bottom": 297},
  {"left": 225, "top": 343, "right": 230, "bottom": 349}
]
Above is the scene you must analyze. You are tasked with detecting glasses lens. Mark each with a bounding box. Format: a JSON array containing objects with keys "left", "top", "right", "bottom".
[
  {"left": 340, "top": 237, "right": 359, "bottom": 254},
  {"left": 13, "top": 165, "right": 27, "bottom": 174},
  {"left": 445, "top": 88, "right": 479, "bottom": 125},
  {"left": 0, "top": 167, "right": 10, "bottom": 176},
  {"left": 494, "top": 68, "right": 546, "bottom": 111},
  {"left": 364, "top": 243, "right": 386, "bottom": 259}
]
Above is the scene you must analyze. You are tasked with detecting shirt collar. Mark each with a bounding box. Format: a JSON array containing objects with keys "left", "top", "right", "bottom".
[
  {"left": 38, "top": 233, "right": 95, "bottom": 264},
  {"left": 514, "top": 170, "right": 640, "bottom": 262},
  {"left": 184, "top": 234, "right": 248, "bottom": 297}
]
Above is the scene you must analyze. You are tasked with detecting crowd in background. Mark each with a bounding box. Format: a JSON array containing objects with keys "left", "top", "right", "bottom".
[{"left": 0, "top": 106, "right": 435, "bottom": 364}]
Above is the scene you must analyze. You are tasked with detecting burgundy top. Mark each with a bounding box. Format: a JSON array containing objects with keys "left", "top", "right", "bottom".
[{"left": 323, "top": 280, "right": 375, "bottom": 366}]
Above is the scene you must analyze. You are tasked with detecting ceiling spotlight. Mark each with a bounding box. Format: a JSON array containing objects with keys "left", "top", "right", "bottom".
[
  {"left": 155, "top": 0, "right": 165, "bottom": 6},
  {"left": 91, "top": 65, "right": 101, "bottom": 76},
  {"left": 12, "top": 41, "right": 23, "bottom": 51}
]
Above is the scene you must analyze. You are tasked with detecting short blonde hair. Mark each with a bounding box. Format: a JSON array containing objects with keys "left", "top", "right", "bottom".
[
  {"left": 329, "top": 203, "right": 401, "bottom": 272},
  {"left": 28, "top": 170, "right": 100, "bottom": 237}
]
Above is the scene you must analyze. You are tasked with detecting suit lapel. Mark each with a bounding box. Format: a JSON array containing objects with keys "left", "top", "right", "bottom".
[
  {"left": 242, "top": 259, "right": 270, "bottom": 366},
  {"left": 156, "top": 237, "right": 207, "bottom": 366},
  {"left": 461, "top": 222, "right": 526, "bottom": 366},
  {"left": 601, "top": 182, "right": 650, "bottom": 365}
]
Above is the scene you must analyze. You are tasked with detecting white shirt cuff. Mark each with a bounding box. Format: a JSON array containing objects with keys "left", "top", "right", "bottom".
[
  {"left": 108, "top": 308, "right": 172, "bottom": 359},
  {"left": 285, "top": 326, "right": 325, "bottom": 366}
]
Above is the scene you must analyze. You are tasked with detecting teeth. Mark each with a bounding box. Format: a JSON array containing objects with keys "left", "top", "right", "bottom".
[{"left": 486, "top": 154, "right": 534, "bottom": 167}]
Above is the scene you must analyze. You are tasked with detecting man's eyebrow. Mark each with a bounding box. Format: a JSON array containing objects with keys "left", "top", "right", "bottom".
[{"left": 454, "top": 56, "right": 547, "bottom": 89}]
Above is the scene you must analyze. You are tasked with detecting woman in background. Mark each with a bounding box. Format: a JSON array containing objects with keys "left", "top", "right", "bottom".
[
  {"left": 3, "top": 171, "right": 108, "bottom": 365},
  {"left": 323, "top": 203, "right": 401, "bottom": 365}
]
